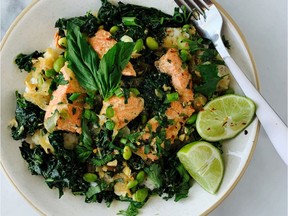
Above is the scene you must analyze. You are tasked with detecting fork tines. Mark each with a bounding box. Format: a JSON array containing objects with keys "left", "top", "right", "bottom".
[{"left": 174, "top": 0, "right": 210, "bottom": 15}]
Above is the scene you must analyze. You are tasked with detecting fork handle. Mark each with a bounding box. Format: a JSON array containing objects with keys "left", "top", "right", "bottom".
[{"left": 215, "top": 39, "right": 288, "bottom": 165}]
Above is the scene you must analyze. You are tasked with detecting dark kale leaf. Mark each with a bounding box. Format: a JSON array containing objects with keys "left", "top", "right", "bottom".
[
  {"left": 11, "top": 92, "right": 45, "bottom": 140},
  {"left": 19, "top": 131, "right": 89, "bottom": 198},
  {"left": 98, "top": 0, "right": 190, "bottom": 42},
  {"left": 15, "top": 51, "right": 44, "bottom": 72},
  {"left": 155, "top": 154, "right": 192, "bottom": 201},
  {"left": 174, "top": 164, "right": 191, "bottom": 201},
  {"left": 74, "top": 119, "right": 93, "bottom": 162},
  {"left": 84, "top": 178, "right": 117, "bottom": 206},
  {"left": 138, "top": 70, "right": 171, "bottom": 116},
  {"left": 97, "top": 0, "right": 121, "bottom": 26},
  {"left": 55, "top": 12, "right": 99, "bottom": 37}
]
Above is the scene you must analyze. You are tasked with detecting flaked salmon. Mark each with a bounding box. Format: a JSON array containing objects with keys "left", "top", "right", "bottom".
[
  {"left": 137, "top": 48, "right": 195, "bottom": 161},
  {"left": 100, "top": 94, "right": 144, "bottom": 134},
  {"left": 156, "top": 48, "right": 193, "bottom": 102},
  {"left": 89, "top": 29, "right": 136, "bottom": 77},
  {"left": 44, "top": 64, "right": 86, "bottom": 134}
]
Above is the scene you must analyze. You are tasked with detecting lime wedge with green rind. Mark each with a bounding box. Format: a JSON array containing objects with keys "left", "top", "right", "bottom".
[
  {"left": 196, "top": 94, "right": 256, "bottom": 142},
  {"left": 177, "top": 141, "right": 224, "bottom": 194}
]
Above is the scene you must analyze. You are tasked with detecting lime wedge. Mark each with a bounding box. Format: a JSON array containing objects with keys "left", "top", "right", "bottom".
[
  {"left": 177, "top": 141, "right": 224, "bottom": 194},
  {"left": 196, "top": 94, "right": 256, "bottom": 141}
]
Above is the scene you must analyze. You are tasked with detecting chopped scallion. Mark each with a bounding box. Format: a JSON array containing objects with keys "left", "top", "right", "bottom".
[
  {"left": 164, "top": 92, "right": 179, "bottom": 103},
  {"left": 122, "top": 17, "right": 140, "bottom": 27},
  {"left": 68, "top": 92, "right": 81, "bottom": 102}
]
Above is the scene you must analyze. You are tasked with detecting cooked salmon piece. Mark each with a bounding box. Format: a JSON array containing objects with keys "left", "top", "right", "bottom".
[
  {"left": 141, "top": 101, "right": 194, "bottom": 146},
  {"left": 88, "top": 29, "right": 136, "bottom": 77},
  {"left": 156, "top": 48, "right": 193, "bottom": 102},
  {"left": 44, "top": 64, "right": 86, "bottom": 134},
  {"left": 134, "top": 145, "right": 159, "bottom": 161},
  {"left": 100, "top": 94, "right": 144, "bottom": 133},
  {"left": 165, "top": 101, "right": 194, "bottom": 123},
  {"left": 142, "top": 118, "right": 160, "bottom": 140},
  {"left": 138, "top": 49, "right": 196, "bottom": 160}
]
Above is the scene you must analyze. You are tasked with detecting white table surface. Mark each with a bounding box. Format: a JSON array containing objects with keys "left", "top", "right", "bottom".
[{"left": 1, "top": 0, "right": 287, "bottom": 215}]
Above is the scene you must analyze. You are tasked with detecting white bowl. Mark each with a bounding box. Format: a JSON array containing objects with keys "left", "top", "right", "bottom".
[{"left": 0, "top": 0, "right": 259, "bottom": 215}]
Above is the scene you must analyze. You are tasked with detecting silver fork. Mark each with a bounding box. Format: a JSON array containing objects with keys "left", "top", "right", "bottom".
[{"left": 174, "top": 0, "right": 288, "bottom": 165}]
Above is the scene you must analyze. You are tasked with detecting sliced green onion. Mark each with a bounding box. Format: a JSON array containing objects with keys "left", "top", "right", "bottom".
[
  {"left": 122, "top": 17, "right": 139, "bottom": 26},
  {"left": 180, "top": 50, "right": 191, "bottom": 62},
  {"left": 182, "top": 24, "right": 191, "bottom": 32},
  {"left": 164, "top": 92, "right": 179, "bottom": 104},
  {"left": 115, "top": 88, "right": 124, "bottom": 97},
  {"left": 68, "top": 92, "right": 81, "bottom": 102},
  {"left": 129, "top": 88, "right": 140, "bottom": 96},
  {"left": 186, "top": 113, "right": 198, "bottom": 124}
]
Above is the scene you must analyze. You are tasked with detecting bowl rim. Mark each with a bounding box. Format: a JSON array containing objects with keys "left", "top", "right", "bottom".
[{"left": 0, "top": 0, "right": 260, "bottom": 215}]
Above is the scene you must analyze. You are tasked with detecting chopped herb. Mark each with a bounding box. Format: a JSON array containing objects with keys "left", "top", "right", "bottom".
[
  {"left": 144, "top": 163, "right": 162, "bottom": 189},
  {"left": 194, "top": 64, "right": 222, "bottom": 98}
]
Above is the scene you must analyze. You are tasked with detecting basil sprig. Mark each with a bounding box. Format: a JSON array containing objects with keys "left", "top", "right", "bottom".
[
  {"left": 66, "top": 22, "right": 100, "bottom": 91},
  {"left": 66, "top": 22, "right": 134, "bottom": 100},
  {"left": 96, "top": 41, "right": 134, "bottom": 100}
]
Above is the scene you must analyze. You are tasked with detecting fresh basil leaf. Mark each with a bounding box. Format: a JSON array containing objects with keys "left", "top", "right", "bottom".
[
  {"left": 66, "top": 22, "right": 134, "bottom": 101},
  {"left": 66, "top": 22, "right": 100, "bottom": 91},
  {"left": 96, "top": 41, "right": 134, "bottom": 100}
]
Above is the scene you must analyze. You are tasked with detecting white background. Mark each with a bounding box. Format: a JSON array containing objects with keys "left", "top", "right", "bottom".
[{"left": 1, "top": 0, "right": 287, "bottom": 215}]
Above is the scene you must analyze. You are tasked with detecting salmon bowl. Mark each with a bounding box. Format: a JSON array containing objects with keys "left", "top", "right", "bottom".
[{"left": 0, "top": 0, "right": 259, "bottom": 215}]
